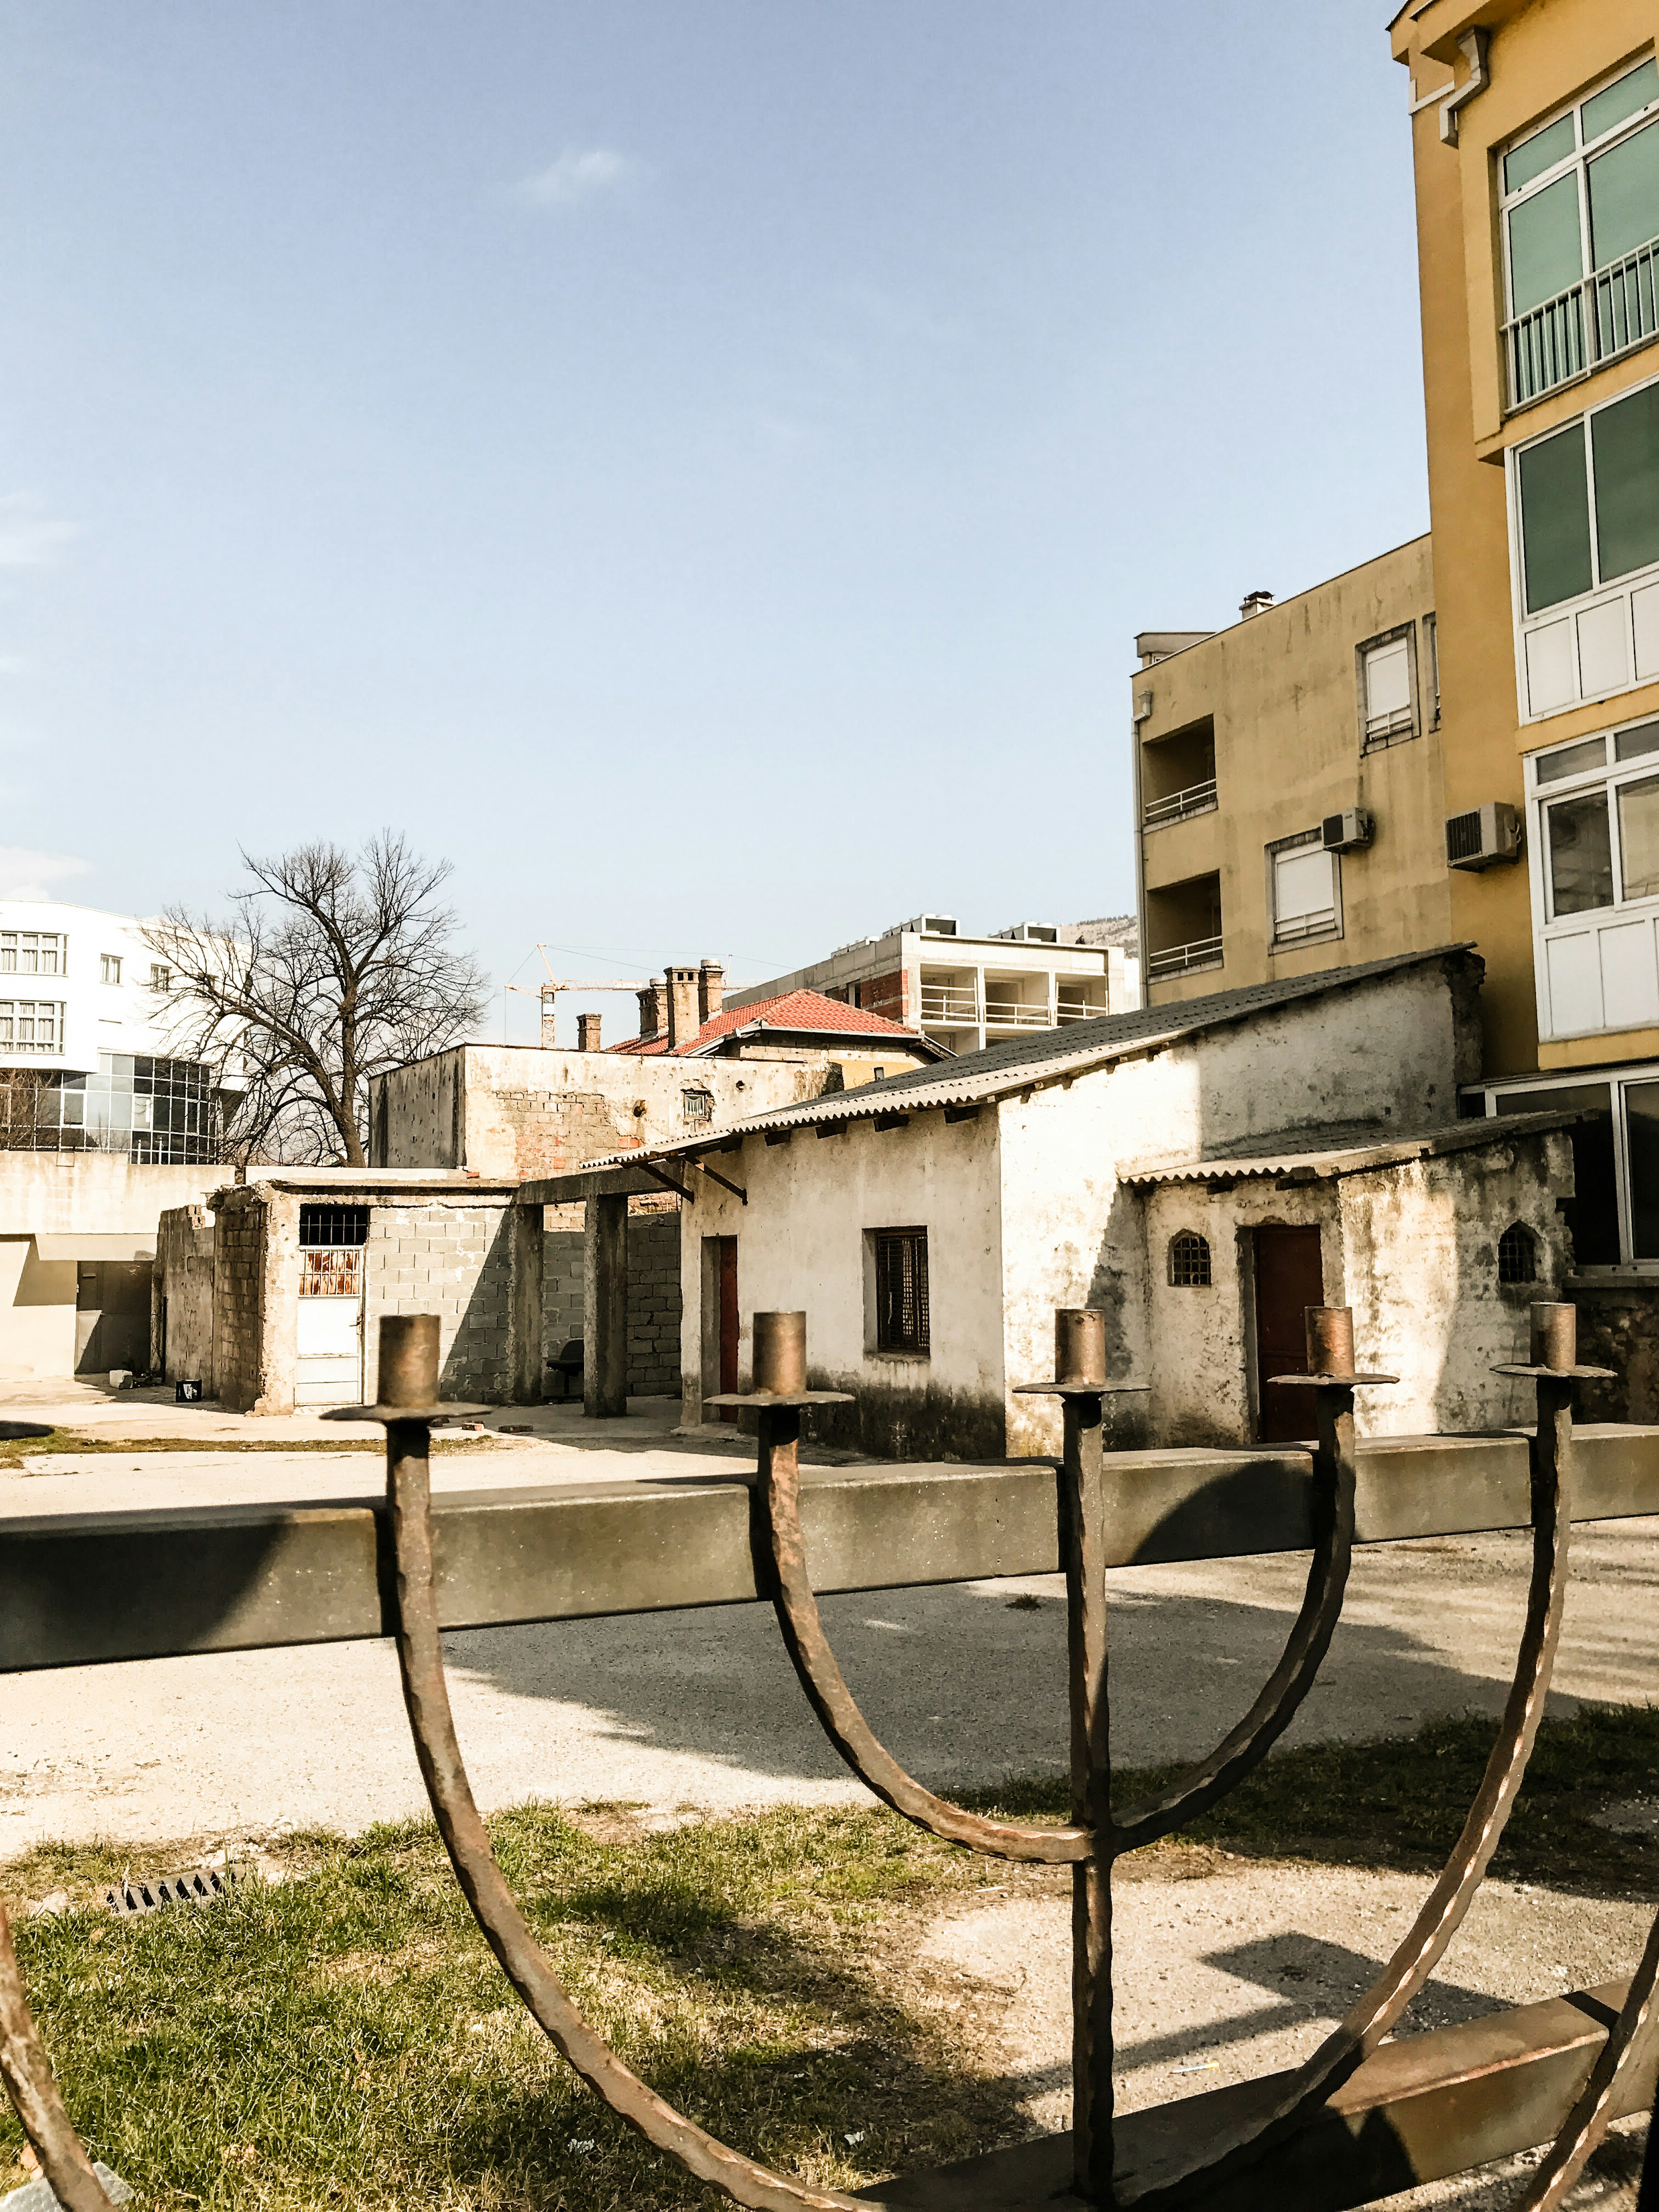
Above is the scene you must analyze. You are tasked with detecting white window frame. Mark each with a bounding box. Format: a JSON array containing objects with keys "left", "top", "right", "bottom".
[
  {"left": 1357, "top": 625, "right": 1420, "bottom": 750},
  {"left": 0, "top": 1000, "right": 66, "bottom": 1055},
  {"left": 1467, "top": 1061, "right": 1659, "bottom": 1269},
  {"left": 99, "top": 953, "right": 122, "bottom": 986},
  {"left": 1500, "top": 55, "right": 1659, "bottom": 413},
  {"left": 1526, "top": 714, "right": 1659, "bottom": 1038},
  {"left": 1508, "top": 364, "right": 1659, "bottom": 722},
  {"left": 1266, "top": 830, "right": 1341, "bottom": 951}
]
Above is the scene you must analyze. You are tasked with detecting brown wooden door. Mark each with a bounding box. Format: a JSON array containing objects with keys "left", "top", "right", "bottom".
[
  {"left": 717, "top": 1237, "right": 739, "bottom": 1423},
  {"left": 1253, "top": 1225, "right": 1325, "bottom": 1443}
]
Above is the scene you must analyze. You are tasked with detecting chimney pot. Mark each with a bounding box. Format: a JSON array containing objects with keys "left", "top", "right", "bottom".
[
  {"left": 576, "top": 1012, "right": 603, "bottom": 1053},
  {"left": 1239, "top": 588, "right": 1275, "bottom": 620},
  {"left": 698, "top": 959, "right": 725, "bottom": 1024}
]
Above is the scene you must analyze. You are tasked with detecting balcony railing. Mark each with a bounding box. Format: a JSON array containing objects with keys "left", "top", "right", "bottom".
[
  {"left": 1504, "top": 233, "right": 1659, "bottom": 410},
  {"left": 1055, "top": 1001, "right": 1108, "bottom": 1024},
  {"left": 1146, "top": 935, "right": 1224, "bottom": 981},
  {"left": 918, "top": 987, "right": 981, "bottom": 1027},
  {"left": 1142, "top": 779, "right": 1218, "bottom": 830},
  {"left": 983, "top": 999, "right": 1058, "bottom": 1029}
]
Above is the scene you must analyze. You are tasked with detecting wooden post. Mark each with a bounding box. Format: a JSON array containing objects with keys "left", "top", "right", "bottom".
[
  {"left": 583, "top": 1194, "right": 628, "bottom": 1417},
  {"left": 508, "top": 1204, "right": 544, "bottom": 1407}
]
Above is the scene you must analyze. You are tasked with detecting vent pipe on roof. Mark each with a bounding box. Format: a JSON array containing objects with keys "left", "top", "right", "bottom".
[{"left": 1239, "top": 588, "right": 1274, "bottom": 620}]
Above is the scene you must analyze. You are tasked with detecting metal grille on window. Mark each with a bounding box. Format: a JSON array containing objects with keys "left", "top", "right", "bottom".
[
  {"left": 299, "top": 1205, "right": 369, "bottom": 1298},
  {"left": 874, "top": 1229, "right": 930, "bottom": 1354},
  {"left": 1168, "top": 1231, "right": 1213, "bottom": 1287},
  {"left": 1497, "top": 1221, "right": 1539, "bottom": 1284},
  {"left": 682, "top": 1088, "right": 714, "bottom": 1123},
  {"left": 299, "top": 1205, "right": 370, "bottom": 1248}
]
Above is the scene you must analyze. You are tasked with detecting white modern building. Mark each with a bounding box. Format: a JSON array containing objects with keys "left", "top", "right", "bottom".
[
  {"left": 724, "top": 913, "right": 1141, "bottom": 1059},
  {"left": 0, "top": 900, "right": 239, "bottom": 1165}
]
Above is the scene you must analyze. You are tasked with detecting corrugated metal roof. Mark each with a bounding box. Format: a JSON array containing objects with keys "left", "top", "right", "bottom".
[
  {"left": 1121, "top": 1108, "right": 1582, "bottom": 1186},
  {"left": 585, "top": 945, "right": 1480, "bottom": 1166}
]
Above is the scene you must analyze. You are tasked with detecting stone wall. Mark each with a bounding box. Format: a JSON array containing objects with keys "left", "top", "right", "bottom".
[
  {"left": 1573, "top": 1282, "right": 1659, "bottom": 1423},
  {"left": 153, "top": 1206, "right": 216, "bottom": 1389},
  {"left": 210, "top": 1190, "right": 266, "bottom": 1412}
]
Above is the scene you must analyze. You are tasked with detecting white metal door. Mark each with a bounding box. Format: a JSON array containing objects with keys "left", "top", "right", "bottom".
[{"left": 295, "top": 1246, "right": 365, "bottom": 1408}]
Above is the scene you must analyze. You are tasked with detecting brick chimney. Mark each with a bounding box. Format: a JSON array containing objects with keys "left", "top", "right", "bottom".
[
  {"left": 577, "top": 1012, "right": 602, "bottom": 1052},
  {"left": 636, "top": 982, "right": 664, "bottom": 1042},
  {"left": 698, "top": 960, "right": 724, "bottom": 1024},
  {"left": 665, "top": 966, "right": 701, "bottom": 1050}
]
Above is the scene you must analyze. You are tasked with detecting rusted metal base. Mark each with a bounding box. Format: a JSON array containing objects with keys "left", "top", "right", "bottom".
[{"left": 860, "top": 1979, "right": 1654, "bottom": 2210}]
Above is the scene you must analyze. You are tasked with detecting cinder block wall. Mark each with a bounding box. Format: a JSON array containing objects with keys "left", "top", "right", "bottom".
[
  {"left": 154, "top": 1205, "right": 216, "bottom": 1388},
  {"left": 364, "top": 1200, "right": 513, "bottom": 1402},
  {"left": 541, "top": 1208, "right": 682, "bottom": 1397},
  {"left": 211, "top": 1192, "right": 266, "bottom": 1411}
]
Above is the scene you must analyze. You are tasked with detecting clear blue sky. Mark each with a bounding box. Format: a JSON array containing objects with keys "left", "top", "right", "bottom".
[{"left": 0, "top": 2, "right": 1428, "bottom": 1042}]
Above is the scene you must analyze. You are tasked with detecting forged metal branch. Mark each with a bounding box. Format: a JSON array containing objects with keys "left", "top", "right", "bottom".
[
  {"left": 756, "top": 1406, "right": 1091, "bottom": 1865},
  {"left": 1112, "top": 1383, "right": 1357, "bottom": 1854},
  {"left": 385, "top": 1417, "right": 884, "bottom": 2212},
  {"left": 0, "top": 1908, "right": 117, "bottom": 2212},
  {"left": 1126, "top": 1373, "right": 1574, "bottom": 2209}
]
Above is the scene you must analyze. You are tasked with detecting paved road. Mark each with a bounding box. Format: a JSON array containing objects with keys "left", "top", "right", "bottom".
[{"left": 0, "top": 1388, "right": 1655, "bottom": 1855}]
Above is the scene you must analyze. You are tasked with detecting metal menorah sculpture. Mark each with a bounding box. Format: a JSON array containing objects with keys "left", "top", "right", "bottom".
[{"left": 0, "top": 1301, "right": 1653, "bottom": 2212}]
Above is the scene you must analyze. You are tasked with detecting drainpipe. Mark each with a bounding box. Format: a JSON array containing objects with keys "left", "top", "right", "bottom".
[{"left": 1436, "top": 28, "right": 1490, "bottom": 147}]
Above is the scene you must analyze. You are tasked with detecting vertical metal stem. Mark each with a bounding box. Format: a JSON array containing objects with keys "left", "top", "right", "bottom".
[{"left": 1062, "top": 1392, "right": 1114, "bottom": 2204}]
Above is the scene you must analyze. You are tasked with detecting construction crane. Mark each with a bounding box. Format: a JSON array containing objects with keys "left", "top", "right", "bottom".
[{"left": 502, "top": 947, "right": 652, "bottom": 1046}]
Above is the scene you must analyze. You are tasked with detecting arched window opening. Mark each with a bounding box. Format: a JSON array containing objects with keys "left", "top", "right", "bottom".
[
  {"left": 1168, "top": 1230, "right": 1212, "bottom": 1287},
  {"left": 1498, "top": 1221, "right": 1538, "bottom": 1285}
]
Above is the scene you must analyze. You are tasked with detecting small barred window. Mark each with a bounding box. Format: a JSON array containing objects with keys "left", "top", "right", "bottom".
[
  {"left": 1168, "top": 1231, "right": 1212, "bottom": 1287},
  {"left": 682, "top": 1088, "right": 714, "bottom": 1123},
  {"left": 1498, "top": 1221, "right": 1538, "bottom": 1285}
]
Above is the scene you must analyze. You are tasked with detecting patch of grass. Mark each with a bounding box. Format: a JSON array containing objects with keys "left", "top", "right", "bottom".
[
  {"left": 0, "top": 1430, "right": 505, "bottom": 1472},
  {"left": 968, "top": 1703, "right": 1659, "bottom": 1894},
  {"left": 0, "top": 1804, "right": 1022, "bottom": 2209}
]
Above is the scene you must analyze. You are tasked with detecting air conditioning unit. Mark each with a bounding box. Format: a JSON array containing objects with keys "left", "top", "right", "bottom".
[
  {"left": 1321, "top": 809, "right": 1374, "bottom": 852},
  {"left": 1446, "top": 802, "right": 1523, "bottom": 871}
]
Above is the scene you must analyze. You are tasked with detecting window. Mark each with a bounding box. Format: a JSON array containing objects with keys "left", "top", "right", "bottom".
[
  {"left": 682, "top": 1087, "right": 714, "bottom": 1123},
  {"left": 1502, "top": 57, "right": 1659, "bottom": 408},
  {"left": 28, "top": 1052, "right": 221, "bottom": 1163},
  {"left": 1473, "top": 1074, "right": 1639, "bottom": 1265},
  {"left": 0, "top": 1001, "right": 62, "bottom": 1054},
  {"left": 1497, "top": 1222, "right": 1539, "bottom": 1284},
  {"left": 99, "top": 954, "right": 121, "bottom": 985},
  {"left": 873, "top": 1228, "right": 929, "bottom": 1355},
  {"left": 0, "top": 931, "right": 62, "bottom": 975},
  {"left": 1527, "top": 718, "right": 1659, "bottom": 1037},
  {"left": 149, "top": 964, "right": 172, "bottom": 993},
  {"left": 1268, "top": 830, "right": 1340, "bottom": 948},
  {"left": 299, "top": 1204, "right": 370, "bottom": 1247},
  {"left": 1512, "top": 372, "right": 1659, "bottom": 717},
  {"left": 1168, "top": 1231, "right": 1212, "bottom": 1287},
  {"left": 1359, "top": 628, "right": 1418, "bottom": 748}
]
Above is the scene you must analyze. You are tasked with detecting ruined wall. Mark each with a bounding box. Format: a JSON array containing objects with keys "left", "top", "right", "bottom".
[
  {"left": 1573, "top": 1286, "right": 1659, "bottom": 1424},
  {"left": 210, "top": 1188, "right": 268, "bottom": 1413},
  {"left": 154, "top": 1206, "right": 216, "bottom": 1388},
  {"left": 369, "top": 1055, "right": 462, "bottom": 1169}
]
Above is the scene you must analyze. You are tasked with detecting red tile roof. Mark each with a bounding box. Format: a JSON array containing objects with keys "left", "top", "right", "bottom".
[{"left": 609, "top": 988, "right": 929, "bottom": 1058}]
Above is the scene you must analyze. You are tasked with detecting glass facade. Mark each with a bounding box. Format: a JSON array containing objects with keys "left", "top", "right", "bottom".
[{"left": 32, "top": 1053, "right": 221, "bottom": 1164}]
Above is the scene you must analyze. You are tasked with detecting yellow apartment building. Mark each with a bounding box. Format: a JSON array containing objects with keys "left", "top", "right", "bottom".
[{"left": 1135, "top": 0, "right": 1659, "bottom": 1278}]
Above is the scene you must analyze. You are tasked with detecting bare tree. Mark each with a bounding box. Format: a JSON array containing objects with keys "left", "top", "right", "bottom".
[{"left": 145, "top": 835, "right": 489, "bottom": 1165}]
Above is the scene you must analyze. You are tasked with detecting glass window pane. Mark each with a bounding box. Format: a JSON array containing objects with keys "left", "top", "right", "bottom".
[
  {"left": 1628, "top": 1080, "right": 1659, "bottom": 1258},
  {"left": 1592, "top": 380, "right": 1659, "bottom": 582},
  {"left": 1519, "top": 423, "right": 1594, "bottom": 611},
  {"left": 1584, "top": 58, "right": 1659, "bottom": 146},
  {"left": 1589, "top": 121, "right": 1659, "bottom": 267},
  {"left": 1506, "top": 114, "right": 1577, "bottom": 195},
  {"left": 1618, "top": 720, "right": 1659, "bottom": 760},
  {"left": 1547, "top": 790, "right": 1615, "bottom": 912},
  {"left": 1620, "top": 774, "right": 1659, "bottom": 899},
  {"left": 1536, "top": 734, "right": 1609, "bottom": 782},
  {"left": 1508, "top": 174, "right": 1586, "bottom": 313},
  {"left": 1496, "top": 1082, "right": 1620, "bottom": 1264}
]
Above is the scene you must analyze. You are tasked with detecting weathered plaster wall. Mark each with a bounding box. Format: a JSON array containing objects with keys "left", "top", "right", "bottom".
[
  {"left": 0, "top": 1240, "right": 77, "bottom": 1381},
  {"left": 372, "top": 1048, "right": 824, "bottom": 1180},
  {"left": 154, "top": 1206, "right": 216, "bottom": 1389},
  {"left": 1140, "top": 1130, "right": 1573, "bottom": 1446},
  {"left": 677, "top": 1113, "right": 1005, "bottom": 1459},
  {"left": 210, "top": 1189, "right": 269, "bottom": 1413}
]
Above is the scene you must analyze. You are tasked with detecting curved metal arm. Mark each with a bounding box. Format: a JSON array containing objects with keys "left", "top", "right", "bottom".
[
  {"left": 383, "top": 1421, "right": 886, "bottom": 2212},
  {"left": 1126, "top": 1375, "right": 1574, "bottom": 2209},
  {"left": 1113, "top": 1385, "right": 1358, "bottom": 1853},
  {"left": 1509, "top": 1907, "right": 1659, "bottom": 2211},
  {"left": 0, "top": 1907, "right": 118, "bottom": 2212},
  {"left": 756, "top": 1410, "right": 1090, "bottom": 1865}
]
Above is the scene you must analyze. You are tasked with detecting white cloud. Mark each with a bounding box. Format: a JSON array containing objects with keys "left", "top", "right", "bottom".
[
  {"left": 0, "top": 494, "right": 76, "bottom": 569},
  {"left": 0, "top": 846, "right": 91, "bottom": 900},
  {"left": 514, "top": 147, "right": 643, "bottom": 208}
]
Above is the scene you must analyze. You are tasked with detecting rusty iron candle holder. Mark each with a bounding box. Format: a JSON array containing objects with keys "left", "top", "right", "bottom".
[{"left": 0, "top": 1303, "right": 1643, "bottom": 2212}]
